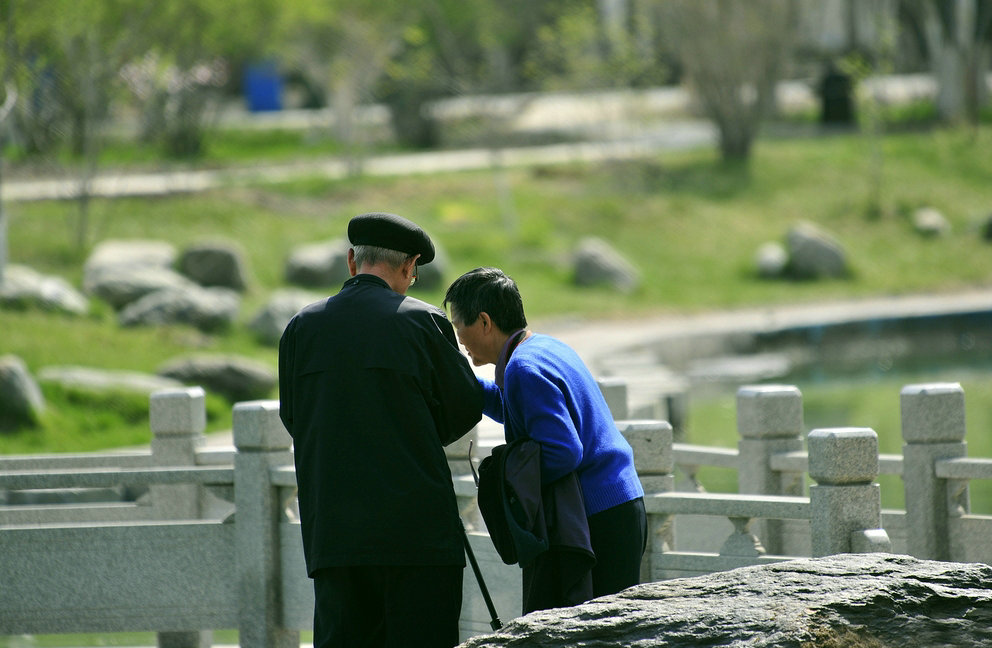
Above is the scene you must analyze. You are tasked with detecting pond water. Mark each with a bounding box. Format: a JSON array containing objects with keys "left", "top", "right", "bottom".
[{"left": 630, "top": 306, "right": 992, "bottom": 514}]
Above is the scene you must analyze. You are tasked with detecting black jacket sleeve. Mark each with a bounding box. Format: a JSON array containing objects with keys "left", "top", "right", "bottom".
[{"left": 427, "top": 309, "right": 484, "bottom": 446}]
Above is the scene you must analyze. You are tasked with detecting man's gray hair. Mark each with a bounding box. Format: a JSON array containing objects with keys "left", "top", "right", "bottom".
[{"left": 352, "top": 244, "right": 413, "bottom": 270}]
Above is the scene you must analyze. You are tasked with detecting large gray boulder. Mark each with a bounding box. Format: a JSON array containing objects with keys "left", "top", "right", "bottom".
[
  {"left": 785, "top": 222, "right": 849, "bottom": 279},
  {"left": 459, "top": 554, "right": 992, "bottom": 647},
  {"left": 178, "top": 241, "right": 250, "bottom": 291},
  {"left": 83, "top": 239, "right": 193, "bottom": 310},
  {"left": 285, "top": 239, "right": 351, "bottom": 287},
  {"left": 573, "top": 236, "right": 640, "bottom": 293},
  {"left": 0, "top": 265, "right": 89, "bottom": 315},
  {"left": 118, "top": 286, "right": 240, "bottom": 332},
  {"left": 0, "top": 355, "right": 45, "bottom": 427},
  {"left": 248, "top": 289, "right": 322, "bottom": 346},
  {"left": 157, "top": 354, "right": 276, "bottom": 402}
]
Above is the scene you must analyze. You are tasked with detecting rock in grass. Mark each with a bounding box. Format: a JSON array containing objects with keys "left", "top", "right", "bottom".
[
  {"left": 118, "top": 286, "right": 240, "bottom": 333},
  {"left": 178, "top": 241, "right": 251, "bottom": 291},
  {"left": 754, "top": 242, "right": 788, "bottom": 278},
  {"left": 0, "top": 265, "right": 89, "bottom": 315},
  {"left": 248, "top": 289, "right": 322, "bottom": 346},
  {"left": 912, "top": 207, "right": 950, "bottom": 238},
  {"left": 0, "top": 355, "right": 45, "bottom": 427},
  {"left": 38, "top": 366, "right": 184, "bottom": 396},
  {"left": 572, "top": 236, "right": 640, "bottom": 293},
  {"left": 285, "top": 239, "right": 351, "bottom": 287},
  {"left": 83, "top": 239, "right": 189, "bottom": 310},
  {"left": 459, "top": 553, "right": 992, "bottom": 648},
  {"left": 157, "top": 354, "right": 276, "bottom": 402},
  {"left": 785, "top": 222, "right": 849, "bottom": 280}
]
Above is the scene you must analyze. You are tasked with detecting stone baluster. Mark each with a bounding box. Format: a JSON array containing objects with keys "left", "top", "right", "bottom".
[
  {"left": 809, "top": 428, "right": 891, "bottom": 557},
  {"left": 598, "top": 377, "right": 630, "bottom": 421},
  {"left": 900, "top": 383, "right": 969, "bottom": 561},
  {"left": 736, "top": 385, "right": 805, "bottom": 555},
  {"left": 618, "top": 420, "right": 674, "bottom": 584},
  {"left": 149, "top": 388, "right": 211, "bottom": 648},
  {"left": 234, "top": 400, "right": 298, "bottom": 648}
]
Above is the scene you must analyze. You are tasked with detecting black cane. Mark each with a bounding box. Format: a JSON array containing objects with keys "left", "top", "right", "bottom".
[{"left": 462, "top": 521, "right": 503, "bottom": 630}]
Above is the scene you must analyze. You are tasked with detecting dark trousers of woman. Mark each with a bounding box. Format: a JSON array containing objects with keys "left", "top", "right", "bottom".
[
  {"left": 588, "top": 496, "right": 647, "bottom": 598},
  {"left": 521, "top": 496, "right": 647, "bottom": 612},
  {"left": 312, "top": 564, "right": 463, "bottom": 648}
]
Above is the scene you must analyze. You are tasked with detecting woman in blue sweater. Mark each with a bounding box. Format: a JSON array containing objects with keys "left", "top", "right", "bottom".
[{"left": 444, "top": 267, "right": 646, "bottom": 609}]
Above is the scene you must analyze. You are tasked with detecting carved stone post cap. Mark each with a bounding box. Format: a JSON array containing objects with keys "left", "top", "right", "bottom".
[
  {"left": 617, "top": 419, "right": 674, "bottom": 474},
  {"left": 900, "top": 383, "right": 966, "bottom": 443},
  {"left": 233, "top": 399, "right": 291, "bottom": 451},
  {"left": 736, "top": 385, "right": 803, "bottom": 439},
  {"left": 150, "top": 387, "right": 206, "bottom": 436},
  {"left": 808, "top": 427, "right": 878, "bottom": 485}
]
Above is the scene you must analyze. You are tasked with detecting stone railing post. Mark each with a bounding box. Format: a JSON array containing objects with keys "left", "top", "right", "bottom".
[
  {"left": 900, "top": 383, "right": 969, "bottom": 560},
  {"left": 150, "top": 387, "right": 206, "bottom": 518},
  {"left": 618, "top": 420, "right": 673, "bottom": 584},
  {"left": 150, "top": 387, "right": 211, "bottom": 648},
  {"left": 809, "top": 428, "right": 890, "bottom": 557},
  {"left": 233, "top": 400, "right": 298, "bottom": 648},
  {"left": 736, "top": 385, "right": 804, "bottom": 555},
  {"left": 598, "top": 377, "right": 629, "bottom": 421}
]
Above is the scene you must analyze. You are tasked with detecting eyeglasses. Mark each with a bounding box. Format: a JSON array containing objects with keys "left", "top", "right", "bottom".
[{"left": 409, "top": 262, "right": 418, "bottom": 287}]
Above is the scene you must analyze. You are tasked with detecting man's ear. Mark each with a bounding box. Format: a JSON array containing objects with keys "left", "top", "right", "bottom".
[
  {"left": 478, "top": 312, "right": 493, "bottom": 333},
  {"left": 347, "top": 248, "right": 358, "bottom": 277},
  {"left": 404, "top": 254, "right": 421, "bottom": 281}
]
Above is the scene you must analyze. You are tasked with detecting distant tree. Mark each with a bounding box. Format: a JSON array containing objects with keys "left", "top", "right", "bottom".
[
  {"left": 279, "top": 0, "right": 595, "bottom": 150},
  {"left": 655, "top": 0, "right": 797, "bottom": 163},
  {"left": 275, "top": 0, "right": 408, "bottom": 162},
  {"left": 1, "top": 0, "right": 276, "bottom": 249},
  {"left": 1, "top": 0, "right": 155, "bottom": 250},
  {"left": 131, "top": 0, "right": 281, "bottom": 158},
  {"left": 358, "top": 0, "right": 590, "bottom": 147},
  {"left": 0, "top": 0, "right": 14, "bottom": 285},
  {"left": 524, "top": 3, "right": 670, "bottom": 91},
  {"left": 899, "top": 0, "right": 992, "bottom": 123}
]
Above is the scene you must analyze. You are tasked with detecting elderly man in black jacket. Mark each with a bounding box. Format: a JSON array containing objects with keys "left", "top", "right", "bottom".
[{"left": 279, "top": 212, "right": 483, "bottom": 648}]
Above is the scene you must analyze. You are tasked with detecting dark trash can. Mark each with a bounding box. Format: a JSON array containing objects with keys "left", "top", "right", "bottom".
[{"left": 818, "top": 64, "right": 855, "bottom": 126}]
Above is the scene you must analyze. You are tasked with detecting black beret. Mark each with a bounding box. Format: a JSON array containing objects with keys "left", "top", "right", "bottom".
[{"left": 348, "top": 212, "right": 435, "bottom": 265}]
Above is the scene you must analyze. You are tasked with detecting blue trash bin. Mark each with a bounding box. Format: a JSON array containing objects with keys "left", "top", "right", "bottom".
[{"left": 243, "top": 62, "right": 283, "bottom": 112}]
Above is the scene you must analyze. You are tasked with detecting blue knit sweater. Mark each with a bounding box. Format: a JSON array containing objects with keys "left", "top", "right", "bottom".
[{"left": 479, "top": 333, "right": 644, "bottom": 516}]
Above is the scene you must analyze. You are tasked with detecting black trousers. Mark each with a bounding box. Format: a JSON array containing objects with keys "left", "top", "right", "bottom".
[
  {"left": 587, "top": 496, "right": 647, "bottom": 598},
  {"left": 312, "top": 564, "right": 463, "bottom": 648},
  {"left": 521, "top": 496, "right": 647, "bottom": 612}
]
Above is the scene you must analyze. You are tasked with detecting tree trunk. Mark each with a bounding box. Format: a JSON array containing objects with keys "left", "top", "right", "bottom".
[
  {"left": 915, "top": 0, "right": 988, "bottom": 124},
  {"left": 935, "top": 42, "right": 969, "bottom": 121}
]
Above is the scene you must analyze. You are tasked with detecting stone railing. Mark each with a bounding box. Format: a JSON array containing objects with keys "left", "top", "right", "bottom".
[
  {"left": 0, "top": 389, "right": 298, "bottom": 648},
  {"left": 622, "top": 381, "right": 992, "bottom": 579},
  {"left": 3, "top": 380, "right": 992, "bottom": 645}
]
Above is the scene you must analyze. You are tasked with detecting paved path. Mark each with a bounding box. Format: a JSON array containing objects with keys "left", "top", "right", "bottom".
[{"left": 1, "top": 121, "right": 715, "bottom": 203}]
